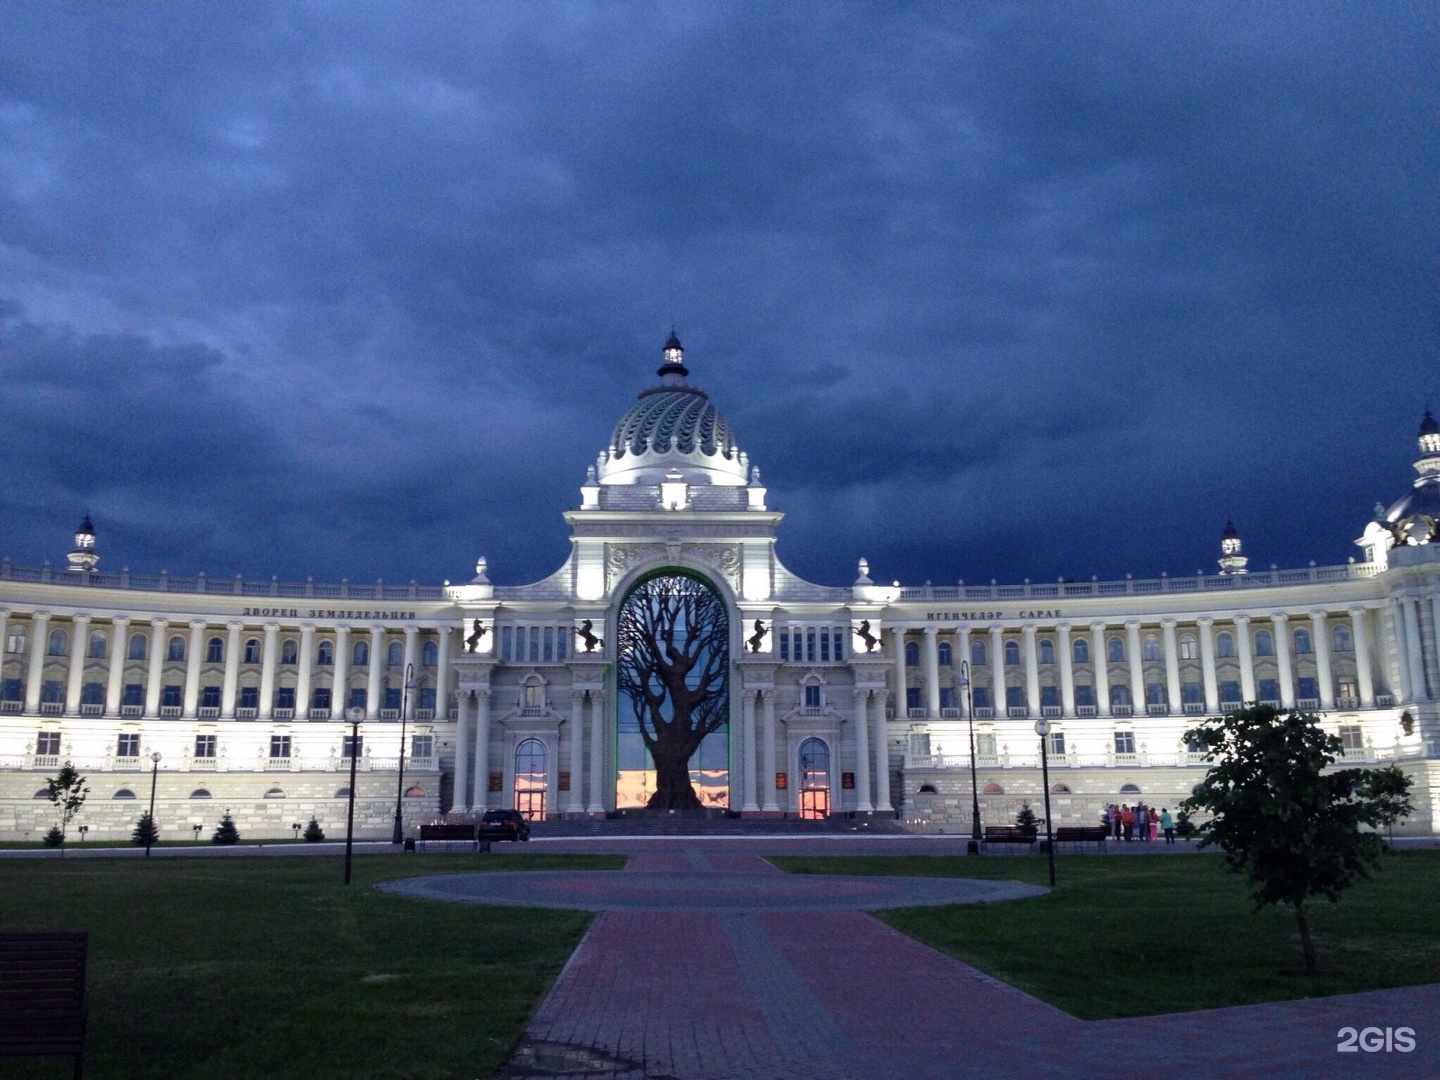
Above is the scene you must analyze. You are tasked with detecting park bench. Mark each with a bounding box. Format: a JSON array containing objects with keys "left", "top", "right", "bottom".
[
  {"left": 417, "top": 823, "right": 488, "bottom": 853},
  {"left": 0, "top": 931, "right": 89, "bottom": 1080},
  {"left": 982, "top": 826, "right": 1037, "bottom": 850},
  {"left": 1054, "top": 825, "right": 1108, "bottom": 852}
]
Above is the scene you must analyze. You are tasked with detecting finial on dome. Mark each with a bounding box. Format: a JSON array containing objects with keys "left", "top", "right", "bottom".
[
  {"left": 472, "top": 556, "right": 490, "bottom": 584},
  {"left": 67, "top": 512, "right": 98, "bottom": 574},
  {"left": 658, "top": 329, "right": 688, "bottom": 381},
  {"left": 1218, "top": 521, "right": 1248, "bottom": 575},
  {"left": 1418, "top": 407, "right": 1440, "bottom": 458}
]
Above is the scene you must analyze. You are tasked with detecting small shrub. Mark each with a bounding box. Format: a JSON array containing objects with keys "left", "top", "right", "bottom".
[
  {"left": 303, "top": 817, "right": 325, "bottom": 842},
  {"left": 132, "top": 811, "right": 159, "bottom": 846},
  {"left": 1015, "top": 803, "right": 1039, "bottom": 831},
  {"left": 212, "top": 811, "right": 241, "bottom": 845},
  {"left": 42, "top": 825, "right": 65, "bottom": 848},
  {"left": 1175, "top": 808, "right": 1196, "bottom": 838}
]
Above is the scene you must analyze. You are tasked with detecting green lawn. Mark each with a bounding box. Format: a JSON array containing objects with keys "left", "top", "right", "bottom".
[
  {"left": 770, "top": 851, "right": 1440, "bottom": 1019},
  {"left": 0, "top": 851, "right": 623, "bottom": 1079}
]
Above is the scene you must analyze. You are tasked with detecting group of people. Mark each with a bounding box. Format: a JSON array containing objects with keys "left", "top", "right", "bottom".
[{"left": 1103, "top": 802, "right": 1176, "bottom": 844}]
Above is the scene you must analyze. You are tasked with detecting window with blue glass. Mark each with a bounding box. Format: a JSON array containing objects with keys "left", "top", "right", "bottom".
[
  {"left": 1219, "top": 680, "right": 1241, "bottom": 704},
  {"left": 122, "top": 684, "right": 143, "bottom": 706},
  {"left": 804, "top": 684, "right": 821, "bottom": 709},
  {"left": 47, "top": 629, "right": 68, "bottom": 656},
  {"left": 1040, "top": 686, "right": 1059, "bottom": 708},
  {"left": 81, "top": 682, "right": 103, "bottom": 705},
  {"left": 1297, "top": 677, "right": 1318, "bottom": 700},
  {"left": 1107, "top": 637, "right": 1125, "bottom": 663},
  {"left": 128, "top": 633, "right": 147, "bottom": 660},
  {"left": 1293, "top": 628, "right": 1312, "bottom": 655},
  {"left": 904, "top": 641, "right": 919, "bottom": 667},
  {"left": 162, "top": 684, "right": 182, "bottom": 707},
  {"left": 281, "top": 639, "right": 298, "bottom": 665},
  {"left": 1074, "top": 684, "right": 1094, "bottom": 707},
  {"left": 1182, "top": 682, "right": 1203, "bottom": 703},
  {"left": 939, "top": 687, "right": 954, "bottom": 709},
  {"left": 1258, "top": 679, "right": 1279, "bottom": 702},
  {"left": 970, "top": 640, "right": 987, "bottom": 666},
  {"left": 2, "top": 678, "right": 21, "bottom": 701},
  {"left": 1005, "top": 685, "right": 1023, "bottom": 708},
  {"left": 1004, "top": 640, "right": 1020, "bottom": 666},
  {"left": 201, "top": 686, "right": 220, "bottom": 709},
  {"left": 906, "top": 687, "right": 921, "bottom": 710},
  {"left": 422, "top": 641, "right": 438, "bottom": 666},
  {"left": 353, "top": 641, "right": 369, "bottom": 666},
  {"left": 1109, "top": 684, "right": 1131, "bottom": 708},
  {"left": 1145, "top": 683, "right": 1167, "bottom": 705},
  {"left": 1254, "top": 630, "right": 1274, "bottom": 657},
  {"left": 1216, "top": 632, "right": 1235, "bottom": 658},
  {"left": 317, "top": 640, "right": 334, "bottom": 665},
  {"left": 41, "top": 680, "right": 64, "bottom": 703},
  {"left": 348, "top": 688, "right": 367, "bottom": 711},
  {"left": 311, "top": 687, "right": 332, "bottom": 710},
  {"left": 276, "top": 687, "right": 296, "bottom": 710},
  {"left": 1073, "top": 638, "right": 1089, "bottom": 664},
  {"left": 1038, "top": 640, "right": 1054, "bottom": 664},
  {"left": 971, "top": 687, "right": 989, "bottom": 709},
  {"left": 938, "top": 642, "right": 952, "bottom": 666},
  {"left": 384, "top": 687, "right": 402, "bottom": 710},
  {"left": 206, "top": 638, "right": 223, "bottom": 663},
  {"left": 239, "top": 686, "right": 260, "bottom": 709},
  {"left": 387, "top": 641, "right": 403, "bottom": 667},
  {"left": 419, "top": 688, "right": 436, "bottom": 710},
  {"left": 244, "top": 639, "right": 261, "bottom": 664}
]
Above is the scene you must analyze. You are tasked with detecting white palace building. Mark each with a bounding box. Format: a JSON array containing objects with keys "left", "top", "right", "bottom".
[{"left": 2, "top": 335, "right": 1438, "bottom": 840}]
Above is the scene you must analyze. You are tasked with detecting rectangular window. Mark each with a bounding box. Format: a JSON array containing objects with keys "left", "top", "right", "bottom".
[
  {"left": 36, "top": 731, "right": 61, "bottom": 756},
  {"left": 1338, "top": 724, "right": 1363, "bottom": 751},
  {"left": 1185, "top": 733, "right": 1207, "bottom": 753},
  {"left": 342, "top": 735, "right": 363, "bottom": 758},
  {"left": 348, "top": 688, "right": 367, "bottom": 711},
  {"left": 976, "top": 733, "right": 997, "bottom": 757},
  {"left": 1219, "top": 680, "right": 1241, "bottom": 705},
  {"left": 1074, "top": 684, "right": 1094, "bottom": 707},
  {"left": 194, "top": 734, "right": 216, "bottom": 758},
  {"left": 543, "top": 626, "right": 554, "bottom": 662},
  {"left": 529, "top": 627, "right": 540, "bottom": 663},
  {"left": 1040, "top": 686, "right": 1059, "bottom": 708},
  {"left": 832, "top": 630, "right": 844, "bottom": 661},
  {"left": 555, "top": 630, "right": 566, "bottom": 660},
  {"left": 779, "top": 630, "right": 790, "bottom": 662},
  {"left": 820, "top": 631, "right": 830, "bottom": 662},
  {"left": 384, "top": 687, "right": 401, "bottom": 710},
  {"left": 201, "top": 686, "right": 221, "bottom": 709},
  {"left": 116, "top": 732, "right": 140, "bottom": 757},
  {"left": 1047, "top": 731, "right": 1065, "bottom": 756},
  {"left": 239, "top": 686, "right": 259, "bottom": 710},
  {"left": 501, "top": 626, "right": 513, "bottom": 661},
  {"left": 275, "top": 687, "right": 296, "bottom": 710},
  {"left": 1337, "top": 680, "right": 1358, "bottom": 705},
  {"left": 906, "top": 687, "right": 921, "bottom": 710},
  {"left": 1, "top": 678, "right": 21, "bottom": 702},
  {"left": 972, "top": 687, "right": 990, "bottom": 709},
  {"left": 81, "top": 682, "right": 104, "bottom": 705},
  {"left": 1182, "top": 682, "right": 1203, "bottom": 704},
  {"left": 122, "top": 683, "right": 143, "bottom": 706},
  {"left": 419, "top": 687, "right": 436, "bottom": 710},
  {"left": 1296, "top": 677, "right": 1318, "bottom": 701},
  {"left": 1145, "top": 683, "right": 1167, "bottom": 705},
  {"left": 269, "top": 736, "right": 291, "bottom": 758},
  {"left": 41, "top": 680, "right": 64, "bottom": 704},
  {"left": 162, "top": 684, "right": 183, "bottom": 707},
  {"left": 1005, "top": 685, "right": 1023, "bottom": 708},
  {"left": 939, "top": 687, "right": 954, "bottom": 709},
  {"left": 1258, "top": 679, "right": 1279, "bottom": 703},
  {"left": 1113, "top": 730, "right": 1136, "bottom": 755},
  {"left": 311, "top": 687, "right": 332, "bottom": 710},
  {"left": 804, "top": 684, "right": 821, "bottom": 708},
  {"left": 411, "top": 734, "right": 433, "bottom": 759},
  {"left": 806, "top": 629, "right": 816, "bottom": 662}
]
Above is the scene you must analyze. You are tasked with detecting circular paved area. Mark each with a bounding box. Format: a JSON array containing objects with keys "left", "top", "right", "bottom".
[{"left": 377, "top": 868, "right": 1047, "bottom": 911}]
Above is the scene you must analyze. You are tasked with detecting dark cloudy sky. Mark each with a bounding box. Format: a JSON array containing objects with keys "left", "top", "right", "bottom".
[{"left": 2, "top": 3, "right": 1436, "bottom": 592}]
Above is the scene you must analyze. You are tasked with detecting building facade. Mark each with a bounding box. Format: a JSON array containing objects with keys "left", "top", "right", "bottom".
[{"left": 3, "top": 338, "right": 1438, "bottom": 839}]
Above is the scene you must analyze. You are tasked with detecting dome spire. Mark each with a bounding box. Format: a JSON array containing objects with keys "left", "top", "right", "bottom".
[
  {"left": 657, "top": 328, "right": 688, "bottom": 381},
  {"left": 1218, "top": 520, "right": 1248, "bottom": 575}
]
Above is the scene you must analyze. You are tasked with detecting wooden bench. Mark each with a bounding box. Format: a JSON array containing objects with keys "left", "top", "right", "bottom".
[
  {"left": 0, "top": 931, "right": 89, "bottom": 1079},
  {"left": 416, "top": 823, "right": 488, "bottom": 853},
  {"left": 1054, "top": 825, "right": 1108, "bottom": 852},
  {"left": 982, "top": 826, "right": 1037, "bottom": 850}
]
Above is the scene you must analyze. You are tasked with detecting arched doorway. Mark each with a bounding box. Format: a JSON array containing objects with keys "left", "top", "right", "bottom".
[
  {"left": 513, "top": 738, "right": 547, "bottom": 820},
  {"left": 615, "top": 570, "right": 731, "bottom": 810},
  {"left": 798, "top": 737, "right": 830, "bottom": 819}
]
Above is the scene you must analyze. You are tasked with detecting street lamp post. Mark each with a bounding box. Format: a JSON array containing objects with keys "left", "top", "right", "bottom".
[
  {"left": 1034, "top": 718, "right": 1057, "bottom": 887},
  {"left": 391, "top": 663, "right": 415, "bottom": 845},
  {"left": 344, "top": 706, "right": 362, "bottom": 885},
  {"left": 957, "top": 660, "right": 982, "bottom": 855},
  {"left": 145, "top": 751, "right": 161, "bottom": 858}
]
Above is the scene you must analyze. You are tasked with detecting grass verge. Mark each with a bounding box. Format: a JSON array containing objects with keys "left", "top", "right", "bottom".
[
  {"left": 0, "top": 851, "right": 623, "bottom": 1079},
  {"left": 769, "top": 851, "right": 1440, "bottom": 1019}
]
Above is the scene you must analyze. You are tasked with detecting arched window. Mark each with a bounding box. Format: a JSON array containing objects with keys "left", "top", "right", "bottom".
[
  {"left": 264, "top": 787, "right": 285, "bottom": 799},
  {"left": 112, "top": 789, "right": 137, "bottom": 799},
  {"left": 1254, "top": 630, "right": 1274, "bottom": 657},
  {"left": 422, "top": 641, "right": 438, "bottom": 667},
  {"left": 798, "top": 737, "right": 830, "bottom": 819},
  {"left": 404, "top": 784, "right": 426, "bottom": 798},
  {"left": 387, "top": 642, "right": 403, "bottom": 667},
  {"left": 334, "top": 787, "right": 351, "bottom": 798},
  {"left": 167, "top": 635, "right": 186, "bottom": 662},
  {"left": 353, "top": 641, "right": 369, "bottom": 666},
  {"left": 244, "top": 639, "right": 261, "bottom": 664},
  {"left": 1119, "top": 783, "right": 1142, "bottom": 795},
  {"left": 87, "top": 631, "right": 107, "bottom": 659},
  {"left": 1142, "top": 635, "right": 1161, "bottom": 661},
  {"left": 514, "top": 738, "right": 547, "bottom": 820},
  {"left": 1038, "top": 640, "right": 1054, "bottom": 665},
  {"left": 1178, "top": 634, "right": 1198, "bottom": 660},
  {"left": 1004, "top": 641, "right": 1020, "bottom": 666},
  {"left": 523, "top": 678, "right": 545, "bottom": 710},
  {"left": 47, "top": 629, "right": 68, "bottom": 656},
  {"left": 128, "top": 633, "right": 147, "bottom": 660},
  {"left": 937, "top": 641, "right": 952, "bottom": 667},
  {"left": 1072, "top": 638, "right": 1089, "bottom": 664},
  {"left": 982, "top": 782, "right": 1004, "bottom": 795},
  {"left": 1292, "top": 628, "right": 1312, "bottom": 655},
  {"left": 904, "top": 641, "right": 919, "bottom": 667},
  {"left": 189, "top": 789, "right": 212, "bottom": 799},
  {"left": 970, "top": 640, "right": 987, "bottom": 666},
  {"left": 1051, "top": 783, "right": 1072, "bottom": 794},
  {"left": 206, "top": 637, "right": 223, "bottom": 663},
  {"left": 1215, "top": 632, "right": 1235, "bottom": 658},
  {"left": 918, "top": 783, "right": 938, "bottom": 794},
  {"left": 1332, "top": 625, "right": 1353, "bottom": 652},
  {"left": 6, "top": 627, "right": 26, "bottom": 654},
  {"left": 1107, "top": 637, "right": 1125, "bottom": 663},
  {"left": 281, "top": 639, "right": 298, "bottom": 665},
  {"left": 317, "top": 640, "right": 334, "bottom": 666},
  {"left": 33, "top": 788, "right": 51, "bottom": 799}
]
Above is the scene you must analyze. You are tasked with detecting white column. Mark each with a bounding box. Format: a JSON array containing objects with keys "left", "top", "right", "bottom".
[
  {"left": 989, "top": 625, "right": 1005, "bottom": 715},
  {"left": 1057, "top": 623, "right": 1075, "bottom": 717},
  {"left": 258, "top": 623, "right": 280, "bottom": 719},
  {"left": 331, "top": 625, "right": 351, "bottom": 718},
  {"left": 1311, "top": 611, "right": 1335, "bottom": 709},
  {"left": 1022, "top": 625, "right": 1040, "bottom": 717},
  {"left": 567, "top": 690, "right": 585, "bottom": 814},
  {"left": 1198, "top": 617, "right": 1218, "bottom": 713},
  {"left": 1273, "top": 614, "right": 1294, "bottom": 708},
  {"left": 221, "top": 622, "right": 243, "bottom": 717},
  {"left": 923, "top": 627, "right": 941, "bottom": 718},
  {"left": 106, "top": 617, "right": 129, "bottom": 715},
  {"left": 182, "top": 620, "right": 206, "bottom": 718},
  {"left": 1235, "top": 616, "right": 1256, "bottom": 703},
  {"left": 892, "top": 628, "right": 908, "bottom": 716},
  {"left": 587, "top": 689, "right": 605, "bottom": 814},
  {"left": 434, "top": 627, "right": 451, "bottom": 721},
  {"left": 24, "top": 612, "right": 50, "bottom": 712},
  {"left": 741, "top": 688, "right": 759, "bottom": 812},
  {"left": 1350, "top": 607, "right": 1374, "bottom": 707},
  {"left": 1388, "top": 600, "right": 1411, "bottom": 703},
  {"left": 453, "top": 690, "right": 471, "bottom": 811},
  {"left": 472, "top": 688, "right": 490, "bottom": 811},
  {"left": 761, "top": 689, "right": 779, "bottom": 812},
  {"left": 1402, "top": 598, "right": 1427, "bottom": 702},
  {"left": 1091, "top": 622, "right": 1110, "bottom": 717},
  {"left": 143, "top": 618, "right": 166, "bottom": 717},
  {"left": 65, "top": 615, "right": 90, "bottom": 714},
  {"left": 296, "top": 625, "right": 315, "bottom": 718},
  {"left": 1162, "top": 620, "right": 1181, "bottom": 713},
  {"left": 852, "top": 689, "right": 873, "bottom": 813},
  {"left": 367, "top": 625, "right": 384, "bottom": 718},
  {"left": 1431, "top": 597, "right": 1440, "bottom": 701},
  {"left": 872, "top": 689, "right": 891, "bottom": 813},
  {"left": 1126, "top": 622, "right": 1144, "bottom": 712},
  {"left": 401, "top": 627, "right": 418, "bottom": 720},
  {"left": 955, "top": 628, "right": 971, "bottom": 703}
]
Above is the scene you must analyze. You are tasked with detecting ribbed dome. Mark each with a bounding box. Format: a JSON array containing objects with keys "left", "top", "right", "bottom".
[{"left": 610, "top": 386, "right": 737, "bottom": 460}]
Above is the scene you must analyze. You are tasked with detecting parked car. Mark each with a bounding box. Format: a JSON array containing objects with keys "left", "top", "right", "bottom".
[{"left": 478, "top": 808, "right": 531, "bottom": 842}]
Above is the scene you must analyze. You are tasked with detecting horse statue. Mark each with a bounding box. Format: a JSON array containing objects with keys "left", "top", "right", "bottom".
[
  {"left": 856, "top": 620, "right": 880, "bottom": 653},
  {"left": 747, "top": 620, "right": 769, "bottom": 653},
  {"left": 464, "top": 619, "right": 488, "bottom": 653},
  {"left": 574, "top": 619, "right": 603, "bottom": 653}
]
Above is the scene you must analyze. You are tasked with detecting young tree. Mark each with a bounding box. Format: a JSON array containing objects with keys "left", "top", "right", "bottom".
[
  {"left": 1183, "top": 705, "right": 1413, "bottom": 975},
  {"left": 212, "top": 811, "right": 241, "bottom": 845},
  {"left": 132, "top": 811, "right": 159, "bottom": 847},
  {"left": 303, "top": 816, "right": 326, "bottom": 842},
  {"left": 616, "top": 573, "right": 730, "bottom": 810},
  {"left": 1015, "top": 803, "right": 1039, "bottom": 832},
  {"left": 45, "top": 762, "right": 89, "bottom": 850}
]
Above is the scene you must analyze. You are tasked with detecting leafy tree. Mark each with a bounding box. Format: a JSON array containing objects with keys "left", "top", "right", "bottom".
[
  {"left": 1183, "top": 705, "right": 1413, "bottom": 975},
  {"left": 303, "top": 817, "right": 326, "bottom": 842},
  {"left": 44, "top": 761, "right": 89, "bottom": 852},
  {"left": 212, "top": 811, "right": 241, "bottom": 845},
  {"left": 132, "top": 811, "right": 159, "bottom": 847},
  {"left": 1015, "top": 803, "right": 1039, "bottom": 832},
  {"left": 1174, "top": 808, "right": 1196, "bottom": 838}
]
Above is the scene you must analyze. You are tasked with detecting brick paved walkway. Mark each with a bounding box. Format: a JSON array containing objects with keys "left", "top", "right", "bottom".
[{"left": 394, "top": 839, "right": 1439, "bottom": 1079}]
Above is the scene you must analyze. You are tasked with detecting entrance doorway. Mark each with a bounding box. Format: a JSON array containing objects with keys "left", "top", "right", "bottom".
[
  {"left": 798, "top": 737, "right": 830, "bottom": 820},
  {"left": 514, "top": 738, "right": 547, "bottom": 820}
]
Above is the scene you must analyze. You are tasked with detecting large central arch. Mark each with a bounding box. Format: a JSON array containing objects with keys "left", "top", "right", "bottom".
[{"left": 614, "top": 569, "right": 731, "bottom": 810}]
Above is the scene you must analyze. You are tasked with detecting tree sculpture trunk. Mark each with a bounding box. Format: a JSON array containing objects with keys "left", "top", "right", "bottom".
[
  {"left": 616, "top": 574, "right": 730, "bottom": 810},
  {"left": 1295, "top": 902, "right": 1317, "bottom": 976}
]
